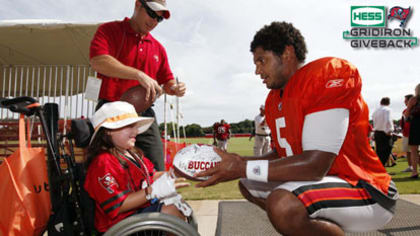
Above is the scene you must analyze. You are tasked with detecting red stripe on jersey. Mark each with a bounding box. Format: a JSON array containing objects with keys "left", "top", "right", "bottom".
[{"left": 297, "top": 187, "right": 372, "bottom": 207}]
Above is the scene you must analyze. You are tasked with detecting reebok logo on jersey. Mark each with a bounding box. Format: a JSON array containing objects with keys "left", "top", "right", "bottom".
[
  {"left": 98, "top": 173, "right": 119, "bottom": 194},
  {"left": 326, "top": 79, "right": 344, "bottom": 88}
]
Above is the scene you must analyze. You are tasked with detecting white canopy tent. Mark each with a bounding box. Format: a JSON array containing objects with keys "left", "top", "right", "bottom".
[
  {"left": 0, "top": 20, "right": 185, "bottom": 137},
  {"left": 0, "top": 20, "right": 101, "bottom": 119},
  {"left": 0, "top": 20, "right": 186, "bottom": 163},
  {"left": 0, "top": 20, "right": 100, "bottom": 95},
  {"left": 0, "top": 19, "right": 99, "bottom": 66}
]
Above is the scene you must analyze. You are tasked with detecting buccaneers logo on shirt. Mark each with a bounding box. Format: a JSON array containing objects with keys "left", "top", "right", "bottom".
[
  {"left": 153, "top": 54, "right": 159, "bottom": 63},
  {"left": 98, "top": 173, "right": 119, "bottom": 194},
  {"left": 388, "top": 7, "right": 411, "bottom": 27}
]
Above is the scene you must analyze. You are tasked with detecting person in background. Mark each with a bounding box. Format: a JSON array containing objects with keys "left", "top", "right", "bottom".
[
  {"left": 404, "top": 83, "right": 420, "bottom": 179},
  {"left": 89, "top": 0, "right": 186, "bottom": 171},
  {"left": 213, "top": 119, "right": 231, "bottom": 151},
  {"left": 401, "top": 94, "right": 414, "bottom": 172},
  {"left": 372, "top": 97, "right": 394, "bottom": 166},
  {"left": 253, "top": 105, "right": 271, "bottom": 156}
]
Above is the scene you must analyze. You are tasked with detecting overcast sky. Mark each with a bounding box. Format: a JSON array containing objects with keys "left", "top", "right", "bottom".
[{"left": 1, "top": 0, "right": 419, "bottom": 127}]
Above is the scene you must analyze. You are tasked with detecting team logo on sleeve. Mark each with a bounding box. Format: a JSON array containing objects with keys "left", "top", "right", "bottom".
[
  {"left": 326, "top": 79, "right": 344, "bottom": 88},
  {"left": 98, "top": 173, "right": 119, "bottom": 194}
]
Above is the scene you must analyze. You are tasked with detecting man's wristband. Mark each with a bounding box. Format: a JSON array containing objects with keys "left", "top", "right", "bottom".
[{"left": 246, "top": 160, "right": 269, "bottom": 182}]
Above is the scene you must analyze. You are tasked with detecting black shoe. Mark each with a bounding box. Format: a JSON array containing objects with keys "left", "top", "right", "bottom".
[{"left": 410, "top": 174, "right": 419, "bottom": 179}]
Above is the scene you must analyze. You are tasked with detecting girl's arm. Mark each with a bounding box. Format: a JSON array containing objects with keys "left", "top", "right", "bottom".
[{"left": 118, "top": 186, "right": 152, "bottom": 213}]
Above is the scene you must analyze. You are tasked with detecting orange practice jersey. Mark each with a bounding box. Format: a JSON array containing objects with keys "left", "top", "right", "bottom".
[{"left": 265, "top": 57, "right": 391, "bottom": 194}]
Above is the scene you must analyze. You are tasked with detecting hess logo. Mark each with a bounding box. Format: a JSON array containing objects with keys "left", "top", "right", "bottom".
[{"left": 351, "top": 6, "right": 386, "bottom": 27}]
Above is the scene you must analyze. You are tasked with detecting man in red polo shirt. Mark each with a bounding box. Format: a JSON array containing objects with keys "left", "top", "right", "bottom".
[{"left": 90, "top": 0, "right": 185, "bottom": 171}]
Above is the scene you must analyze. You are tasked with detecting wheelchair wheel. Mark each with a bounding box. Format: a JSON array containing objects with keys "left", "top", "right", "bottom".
[{"left": 104, "top": 212, "right": 200, "bottom": 236}]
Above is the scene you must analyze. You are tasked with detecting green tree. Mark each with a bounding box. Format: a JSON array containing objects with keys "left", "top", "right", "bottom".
[
  {"left": 185, "top": 123, "right": 205, "bottom": 137},
  {"left": 159, "top": 122, "right": 179, "bottom": 138},
  {"left": 202, "top": 126, "right": 213, "bottom": 134},
  {"left": 159, "top": 122, "right": 205, "bottom": 137},
  {"left": 160, "top": 118, "right": 255, "bottom": 137},
  {"left": 231, "top": 119, "right": 253, "bottom": 133},
  {"left": 202, "top": 119, "right": 254, "bottom": 135}
]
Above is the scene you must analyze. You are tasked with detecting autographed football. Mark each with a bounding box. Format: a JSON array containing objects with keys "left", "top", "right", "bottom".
[
  {"left": 172, "top": 144, "right": 221, "bottom": 181},
  {"left": 120, "top": 85, "right": 154, "bottom": 113}
]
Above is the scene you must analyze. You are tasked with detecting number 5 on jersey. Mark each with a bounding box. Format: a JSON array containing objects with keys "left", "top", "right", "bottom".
[{"left": 275, "top": 117, "right": 293, "bottom": 156}]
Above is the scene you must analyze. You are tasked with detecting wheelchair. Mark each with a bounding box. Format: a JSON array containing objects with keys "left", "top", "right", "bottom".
[{"left": 0, "top": 96, "right": 199, "bottom": 236}]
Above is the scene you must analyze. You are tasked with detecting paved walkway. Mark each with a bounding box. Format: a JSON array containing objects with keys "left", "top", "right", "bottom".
[{"left": 187, "top": 194, "right": 420, "bottom": 236}]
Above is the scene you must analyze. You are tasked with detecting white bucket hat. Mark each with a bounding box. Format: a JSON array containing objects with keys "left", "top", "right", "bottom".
[
  {"left": 89, "top": 101, "right": 154, "bottom": 144},
  {"left": 145, "top": 0, "right": 170, "bottom": 19}
]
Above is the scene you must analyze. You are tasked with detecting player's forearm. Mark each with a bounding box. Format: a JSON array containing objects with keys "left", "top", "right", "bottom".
[
  {"left": 90, "top": 55, "right": 145, "bottom": 81},
  {"left": 242, "top": 150, "right": 278, "bottom": 160},
  {"left": 266, "top": 150, "right": 335, "bottom": 181}
]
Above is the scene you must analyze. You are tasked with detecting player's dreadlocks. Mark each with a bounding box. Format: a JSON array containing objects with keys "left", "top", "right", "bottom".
[{"left": 250, "top": 21, "right": 307, "bottom": 63}]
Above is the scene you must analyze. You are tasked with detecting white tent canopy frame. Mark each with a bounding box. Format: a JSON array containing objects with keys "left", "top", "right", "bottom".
[
  {"left": 0, "top": 19, "right": 99, "bottom": 67},
  {"left": 1, "top": 20, "right": 187, "bottom": 151},
  {"left": 0, "top": 20, "right": 101, "bottom": 120}
]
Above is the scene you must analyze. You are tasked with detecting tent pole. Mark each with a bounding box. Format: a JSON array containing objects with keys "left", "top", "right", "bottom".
[
  {"left": 169, "top": 102, "right": 177, "bottom": 143},
  {"left": 176, "top": 78, "right": 180, "bottom": 143}
]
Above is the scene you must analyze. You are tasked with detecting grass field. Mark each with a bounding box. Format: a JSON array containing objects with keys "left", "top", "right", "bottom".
[{"left": 176, "top": 137, "right": 420, "bottom": 200}]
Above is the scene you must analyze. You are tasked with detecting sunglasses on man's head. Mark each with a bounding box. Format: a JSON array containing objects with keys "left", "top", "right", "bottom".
[{"left": 139, "top": 0, "right": 164, "bottom": 23}]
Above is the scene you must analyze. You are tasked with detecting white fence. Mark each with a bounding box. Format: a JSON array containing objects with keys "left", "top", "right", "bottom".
[{"left": 1, "top": 65, "right": 97, "bottom": 121}]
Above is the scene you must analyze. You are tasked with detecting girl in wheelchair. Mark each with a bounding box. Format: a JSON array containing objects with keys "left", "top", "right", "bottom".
[{"left": 84, "top": 101, "right": 190, "bottom": 233}]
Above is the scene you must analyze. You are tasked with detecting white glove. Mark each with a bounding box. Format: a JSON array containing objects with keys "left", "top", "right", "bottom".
[
  {"left": 151, "top": 172, "right": 177, "bottom": 200},
  {"left": 162, "top": 194, "right": 192, "bottom": 217}
]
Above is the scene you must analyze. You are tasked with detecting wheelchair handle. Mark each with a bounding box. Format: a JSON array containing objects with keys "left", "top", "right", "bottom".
[{"left": 0, "top": 96, "right": 40, "bottom": 116}]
